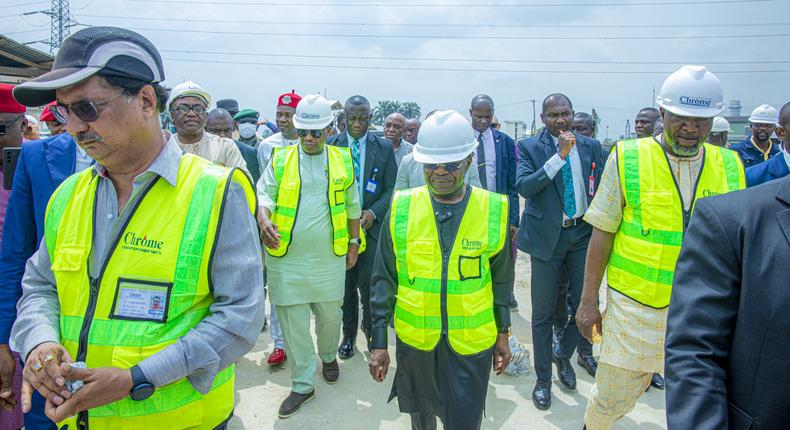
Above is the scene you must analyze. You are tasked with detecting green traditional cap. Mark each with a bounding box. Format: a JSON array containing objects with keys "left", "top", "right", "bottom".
[{"left": 233, "top": 108, "right": 259, "bottom": 121}]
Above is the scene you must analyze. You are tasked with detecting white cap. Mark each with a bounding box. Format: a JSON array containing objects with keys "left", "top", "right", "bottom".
[
  {"left": 167, "top": 81, "right": 211, "bottom": 111},
  {"left": 293, "top": 94, "right": 334, "bottom": 130},
  {"left": 656, "top": 65, "right": 724, "bottom": 118},
  {"left": 413, "top": 110, "right": 478, "bottom": 164},
  {"left": 748, "top": 104, "right": 778, "bottom": 125},
  {"left": 25, "top": 114, "right": 38, "bottom": 126},
  {"left": 711, "top": 117, "right": 732, "bottom": 133}
]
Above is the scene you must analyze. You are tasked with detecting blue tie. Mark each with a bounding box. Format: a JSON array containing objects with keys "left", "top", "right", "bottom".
[
  {"left": 350, "top": 138, "right": 361, "bottom": 188},
  {"left": 562, "top": 161, "right": 576, "bottom": 218}
]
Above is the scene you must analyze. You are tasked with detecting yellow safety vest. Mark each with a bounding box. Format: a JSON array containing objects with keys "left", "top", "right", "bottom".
[
  {"left": 390, "top": 186, "right": 508, "bottom": 355},
  {"left": 607, "top": 138, "right": 745, "bottom": 308},
  {"left": 44, "top": 154, "right": 256, "bottom": 430},
  {"left": 266, "top": 144, "right": 365, "bottom": 257}
]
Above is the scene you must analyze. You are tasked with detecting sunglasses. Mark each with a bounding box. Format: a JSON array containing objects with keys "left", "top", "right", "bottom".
[
  {"left": 171, "top": 104, "right": 207, "bottom": 116},
  {"left": 54, "top": 92, "right": 125, "bottom": 123},
  {"left": 424, "top": 160, "right": 465, "bottom": 172},
  {"left": 0, "top": 115, "right": 24, "bottom": 136},
  {"left": 296, "top": 129, "right": 324, "bottom": 138},
  {"left": 48, "top": 105, "right": 68, "bottom": 125}
]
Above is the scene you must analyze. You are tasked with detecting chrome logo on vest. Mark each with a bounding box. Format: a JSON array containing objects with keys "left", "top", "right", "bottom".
[
  {"left": 122, "top": 232, "right": 164, "bottom": 255},
  {"left": 702, "top": 189, "right": 721, "bottom": 197},
  {"left": 461, "top": 238, "right": 483, "bottom": 250},
  {"left": 679, "top": 96, "right": 711, "bottom": 107}
]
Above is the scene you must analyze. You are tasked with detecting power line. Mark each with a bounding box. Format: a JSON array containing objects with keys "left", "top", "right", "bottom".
[
  {"left": 0, "top": 1, "right": 48, "bottom": 10},
  {"left": 164, "top": 56, "right": 790, "bottom": 74},
  {"left": 108, "top": 25, "right": 790, "bottom": 40},
  {"left": 74, "top": 13, "right": 790, "bottom": 29},
  {"left": 128, "top": 0, "right": 773, "bottom": 6},
  {"left": 159, "top": 48, "right": 790, "bottom": 65}
]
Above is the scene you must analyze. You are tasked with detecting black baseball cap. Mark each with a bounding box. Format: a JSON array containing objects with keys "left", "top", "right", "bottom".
[
  {"left": 216, "top": 99, "right": 240, "bottom": 115},
  {"left": 13, "top": 26, "right": 165, "bottom": 107}
]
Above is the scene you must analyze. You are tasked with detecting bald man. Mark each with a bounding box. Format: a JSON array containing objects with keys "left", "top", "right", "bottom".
[
  {"left": 384, "top": 112, "right": 413, "bottom": 167},
  {"left": 634, "top": 108, "right": 660, "bottom": 138},
  {"left": 206, "top": 108, "right": 260, "bottom": 184}
]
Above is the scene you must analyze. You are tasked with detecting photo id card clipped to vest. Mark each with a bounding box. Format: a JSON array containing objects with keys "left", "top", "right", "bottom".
[
  {"left": 111, "top": 277, "right": 173, "bottom": 323},
  {"left": 588, "top": 162, "right": 596, "bottom": 197},
  {"left": 366, "top": 167, "right": 379, "bottom": 194}
]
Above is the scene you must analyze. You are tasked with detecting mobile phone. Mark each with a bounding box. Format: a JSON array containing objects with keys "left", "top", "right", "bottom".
[{"left": 3, "top": 147, "right": 21, "bottom": 190}]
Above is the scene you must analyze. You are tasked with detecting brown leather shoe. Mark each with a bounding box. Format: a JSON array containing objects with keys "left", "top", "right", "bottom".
[
  {"left": 322, "top": 359, "right": 340, "bottom": 384},
  {"left": 278, "top": 390, "right": 315, "bottom": 419}
]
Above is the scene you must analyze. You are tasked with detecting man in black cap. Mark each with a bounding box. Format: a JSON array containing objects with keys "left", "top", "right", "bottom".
[
  {"left": 10, "top": 26, "right": 264, "bottom": 429},
  {"left": 216, "top": 99, "right": 239, "bottom": 118}
]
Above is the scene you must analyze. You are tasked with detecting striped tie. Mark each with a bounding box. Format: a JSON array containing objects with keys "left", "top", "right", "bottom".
[
  {"left": 351, "top": 138, "right": 361, "bottom": 188},
  {"left": 562, "top": 161, "right": 576, "bottom": 218}
]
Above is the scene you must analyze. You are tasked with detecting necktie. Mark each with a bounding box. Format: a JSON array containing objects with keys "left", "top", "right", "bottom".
[
  {"left": 477, "top": 133, "right": 487, "bottom": 189},
  {"left": 562, "top": 160, "right": 576, "bottom": 218},
  {"left": 351, "top": 138, "right": 361, "bottom": 187}
]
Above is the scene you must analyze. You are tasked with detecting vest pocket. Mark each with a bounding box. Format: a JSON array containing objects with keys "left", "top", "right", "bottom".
[
  {"left": 51, "top": 246, "right": 86, "bottom": 272},
  {"left": 458, "top": 255, "right": 482, "bottom": 281}
]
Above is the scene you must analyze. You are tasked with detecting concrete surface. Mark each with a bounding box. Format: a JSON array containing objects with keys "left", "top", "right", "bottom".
[{"left": 229, "top": 251, "right": 667, "bottom": 429}]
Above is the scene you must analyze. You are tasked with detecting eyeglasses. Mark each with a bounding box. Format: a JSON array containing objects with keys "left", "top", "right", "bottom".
[
  {"left": 424, "top": 161, "right": 465, "bottom": 172},
  {"left": 296, "top": 129, "right": 324, "bottom": 138},
  {"left": 0, "top": 115, "right": 24, "bottom": 136},
  {"left": 54, "top": 92, "right": 125, "bottom": 123},
  {"left": 405, "top": 127, "right": 418, "bottom": 134},
  {"left": 171, "top": 103, "right": 207, "bottom": 116}
]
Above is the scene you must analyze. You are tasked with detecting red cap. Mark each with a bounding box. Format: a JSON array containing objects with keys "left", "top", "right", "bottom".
[
  {"left": 278, "top": 90, "right": 301, "bottom": 109},
  {"left": 0, "top": 84, "right": 26, "bottom": 113},
  {"left": 39, "top": 101, "right": 58, "bottom": 122}
]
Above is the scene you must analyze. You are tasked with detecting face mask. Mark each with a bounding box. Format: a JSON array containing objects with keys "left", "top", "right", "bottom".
[{"left": 238, "top": 123, "right": 257, "bottom": 139}]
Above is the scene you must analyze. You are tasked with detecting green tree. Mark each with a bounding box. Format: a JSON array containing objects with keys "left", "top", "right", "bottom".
[
  {"left": 372, "top": 100, "right": 402, "bottom": 126},
  {"left": 400, "top": 102, "right": 421, "bottom": 120}
]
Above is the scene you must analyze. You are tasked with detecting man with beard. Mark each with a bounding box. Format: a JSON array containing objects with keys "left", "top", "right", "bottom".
[
  {"left": 730, "top": 104, "right": 781, "bottom": 168},
  {"left": 384, "top": 112, "right": 412, "bottom": 167},
  {"left": 516, "top": 93, "right": 604, "bottom": 410},
  {"left": 369, "top": 110, "right": 513, "bottom": 430},
  {"left": 576, "top": 65, "right": 746, "bottom": 429},
  {"left": 404, "top": 118, "right": 420, "bottom": 144}
]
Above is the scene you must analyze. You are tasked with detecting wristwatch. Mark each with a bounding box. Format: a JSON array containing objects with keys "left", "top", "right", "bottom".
[
  {"left": 348, "top": 237, "right": 361, "bottom": 246},
  {"left": 130, "top": 365, "right": 155, "bottom": 401},
  {"left": 498, "top": 326, "right": 512, "bottom": 336}
]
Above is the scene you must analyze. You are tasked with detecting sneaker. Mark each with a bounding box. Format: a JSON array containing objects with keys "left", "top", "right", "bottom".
[
  {"left": 278, "top": 390, "right": 315, "bottom": 418},
  {"left": 267, "top": 348, "right": 287, "bottom": 366}
]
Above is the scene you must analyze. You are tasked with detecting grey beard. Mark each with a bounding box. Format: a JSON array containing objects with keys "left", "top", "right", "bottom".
[{"left": 672, "top": 141, "right": 702, "bottom": 157}]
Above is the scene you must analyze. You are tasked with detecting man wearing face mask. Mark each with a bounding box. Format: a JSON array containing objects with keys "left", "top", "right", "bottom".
[
  {"left": 167, "top": 81, "right": 248, "bottom": 173},
  {"left": 369, "top": 110, "right": 513, "bottom": 430},
  {"left": 234, "top": 109, "right": 262, "bottom": 148},
  {"left": 258, "top": 95, "right": 361, "bottom": 418},
  {"left": 575, "top": 65, "right": 746, "bottom": 429},
  {"left": 730, "top": 104, "right": 781, "bottom": 168}
]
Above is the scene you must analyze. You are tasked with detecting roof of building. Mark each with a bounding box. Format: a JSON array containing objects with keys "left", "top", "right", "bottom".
[{"left": 0, "top": 35, "right": 53, "bottom": 79}]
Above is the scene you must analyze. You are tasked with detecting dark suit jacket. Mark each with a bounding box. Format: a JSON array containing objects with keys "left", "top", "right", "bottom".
[
  {"left": 488, "top": 128, "right": 519, "bottom": 226},
  {"left": 515, "top": 128, "right": 604, "bottom": 261},
  {"left": 666, "top": 176, "right": 790, "bottom": 430},
  {"left": 745, "top": 151, "right": 788, "bottom": 187},
  {"left": 0, "top": 133, "right": 77, "bottom": 342},
  {"left": 730, "top": 137, "right": 782, "bottom": 168},
  {"left": 328, "top": 133, "right": 397, "bottom": 242},
  {"left": 234, "top": 140, "right": 261, "bottom": 186}
]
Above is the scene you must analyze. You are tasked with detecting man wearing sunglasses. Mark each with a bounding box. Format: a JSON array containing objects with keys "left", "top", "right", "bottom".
[
  {"left": 166, "top": 81, "right": 248, "bottom": 174},
  {"left": 9, "top": 26, "right": 264, "bottom": 429},
  {"left": 369, "top": 110, "right": 514, "bottom": 430},
  {"left": 258, "top": 94, "right": 361, "bottom": 418}
]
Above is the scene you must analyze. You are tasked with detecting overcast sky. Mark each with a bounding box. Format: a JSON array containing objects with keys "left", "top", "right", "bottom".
[{"left": 4, "top": 0, "right": 790, "bottom": 139}]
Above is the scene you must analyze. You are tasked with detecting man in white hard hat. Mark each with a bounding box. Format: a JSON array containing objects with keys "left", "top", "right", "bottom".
[
  {"left": 575, "top": 65, "right": 746, "bottom": 429},
  {"left": 730, "top": 104, "right": 781, "bottom": 167},
  {"left": 708, "top": 116, "right": 732, "bottom": 147},
  {"left": 368, "top": 110, "right": 513, "bottom": 430},
  {"left": 746, "top": 101, "right": 790, "bottom": 187},
  {"left": 258, "top": 94, "right": 362, "bottom": 419},
  {"left": 167, "top": 81, "right": 248, "bottom": 172}
]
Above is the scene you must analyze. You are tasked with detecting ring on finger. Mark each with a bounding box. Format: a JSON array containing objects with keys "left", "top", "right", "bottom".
[
  {"left": 42, "top": 353, "right": 55, "bottom": 364},
  {"left": 32, "top": 362, "right": 44, "bottom": 373}
]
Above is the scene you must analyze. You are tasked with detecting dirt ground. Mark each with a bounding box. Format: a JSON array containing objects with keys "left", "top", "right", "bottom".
[{"left": 228, "top": 251, "right": 667, "bottom": 430}]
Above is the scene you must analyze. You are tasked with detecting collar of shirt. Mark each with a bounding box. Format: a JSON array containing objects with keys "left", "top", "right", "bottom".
[
  {"left": 750, "top": 136, "right": 774, "bottom": 159},
  {"left": 474, "top": 127, "right": 493, "bottom": 143},
  {"left": 92, "top": 138, "right": 182, "bottom": 187},
  {"left": 347, "top": 132, "right": 367, "bottom": 146},
  {"left": 76, "top": 143, "right": 88, "bottom": 159}
]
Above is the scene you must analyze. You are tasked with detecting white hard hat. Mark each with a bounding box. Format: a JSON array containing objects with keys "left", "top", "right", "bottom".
[
  {"left": 413, "top": 110, "right": 478, "bottom": 164},
  {"left": 656, "top": 65, "right": 724, "bottom": 118},
  {"left": 293, "top": 94, "right": 334, "bottom": 130},
  {"left": 711, "top": 116, "right": 732, "bottom": 133},
  {"left": 748, "top": 104, "right": 778, "bottom": 124},
  {"left": 167, "top": 81, "right": 211, "bottom": 111}
]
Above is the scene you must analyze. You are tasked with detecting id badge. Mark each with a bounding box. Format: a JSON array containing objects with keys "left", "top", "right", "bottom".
[
  {"left": 111, "top": 277, "right": 172, "bottom": 322},
  {"left": 588, "top": 175, "right": 596, "bottom": 197},
  {"left": 365, "top": 179, "right": 378, "bottom": 194}
]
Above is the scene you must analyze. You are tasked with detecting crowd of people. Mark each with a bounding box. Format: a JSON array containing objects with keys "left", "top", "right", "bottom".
[{"left": 0, "top": 25, "right": 788, "bottom": 430}]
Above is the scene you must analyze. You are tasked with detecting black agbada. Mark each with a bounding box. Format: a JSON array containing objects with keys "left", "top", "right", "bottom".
[{"left": 370, "top": 186, "right": 515, "bottom": 430}]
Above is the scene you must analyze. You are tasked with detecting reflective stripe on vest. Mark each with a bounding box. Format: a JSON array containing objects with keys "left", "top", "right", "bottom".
[
  {"left": 266, "top": 144, "right": 364, "bottom": 257},
  {"left": 607, "top": 138, "right": 745, "bottom": 308},
  {"left": 390, "top": 186, "right": 508, "bottom": 355},
  {"left": 44, "top": 154, "right": 255, "bottom": 429}
]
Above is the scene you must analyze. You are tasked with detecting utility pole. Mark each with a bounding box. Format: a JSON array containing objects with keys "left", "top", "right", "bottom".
[
  {"left": 625, "top": 119, "right": 631, "bottom": 139},
  {"left": 652, "top": 85, "right": 656, "bottom": 108},
  {"left": 530, "top": 99, "right": 536, "bottom": 135}
]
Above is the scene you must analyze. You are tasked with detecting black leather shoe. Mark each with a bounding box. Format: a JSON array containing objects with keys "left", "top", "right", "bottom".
[
  {"left": 278, "top": 390, "right": 315, "bottom": 419},
  {"left": 338, "top": 336, "right": 355, "bottom": 359},
  {"left": 577, "top": 354, "right": 598, "bottom": 377},
  {"left": 554, "top": 356, "right": 577, "bottom": 391},
  {"left": 552, "top": 326, "right": 564, "bottom": 349},
  {"left": 322, "top": 359, "right": 339, "bottom": 384},
  {"left": 650, "top": 373, "right": 665, "bottom": 390},
  {"left": 532, "top": 380, "right": 551, "bottom": 410}
]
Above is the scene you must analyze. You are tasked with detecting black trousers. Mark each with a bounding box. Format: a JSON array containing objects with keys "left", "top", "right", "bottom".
[
  {"left": 341, "top": 236, "right": 377, "bottom": 342},
  {"left": 553, "top": 269, "right": 593, "bottom": 357},
  {"left": 530, "top": 222, "right": 591, "bottom": 382}
]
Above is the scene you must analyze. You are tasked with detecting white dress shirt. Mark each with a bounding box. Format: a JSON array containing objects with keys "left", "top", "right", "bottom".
[
  {"left": 471, "top": 127, "right": 497, "bottom": 192},
  {"left": 544, "top": 133, "right": 589, "bottom": 220},
  {"left": 74, "top": 144, "right": 93, "bottom": 173}
]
